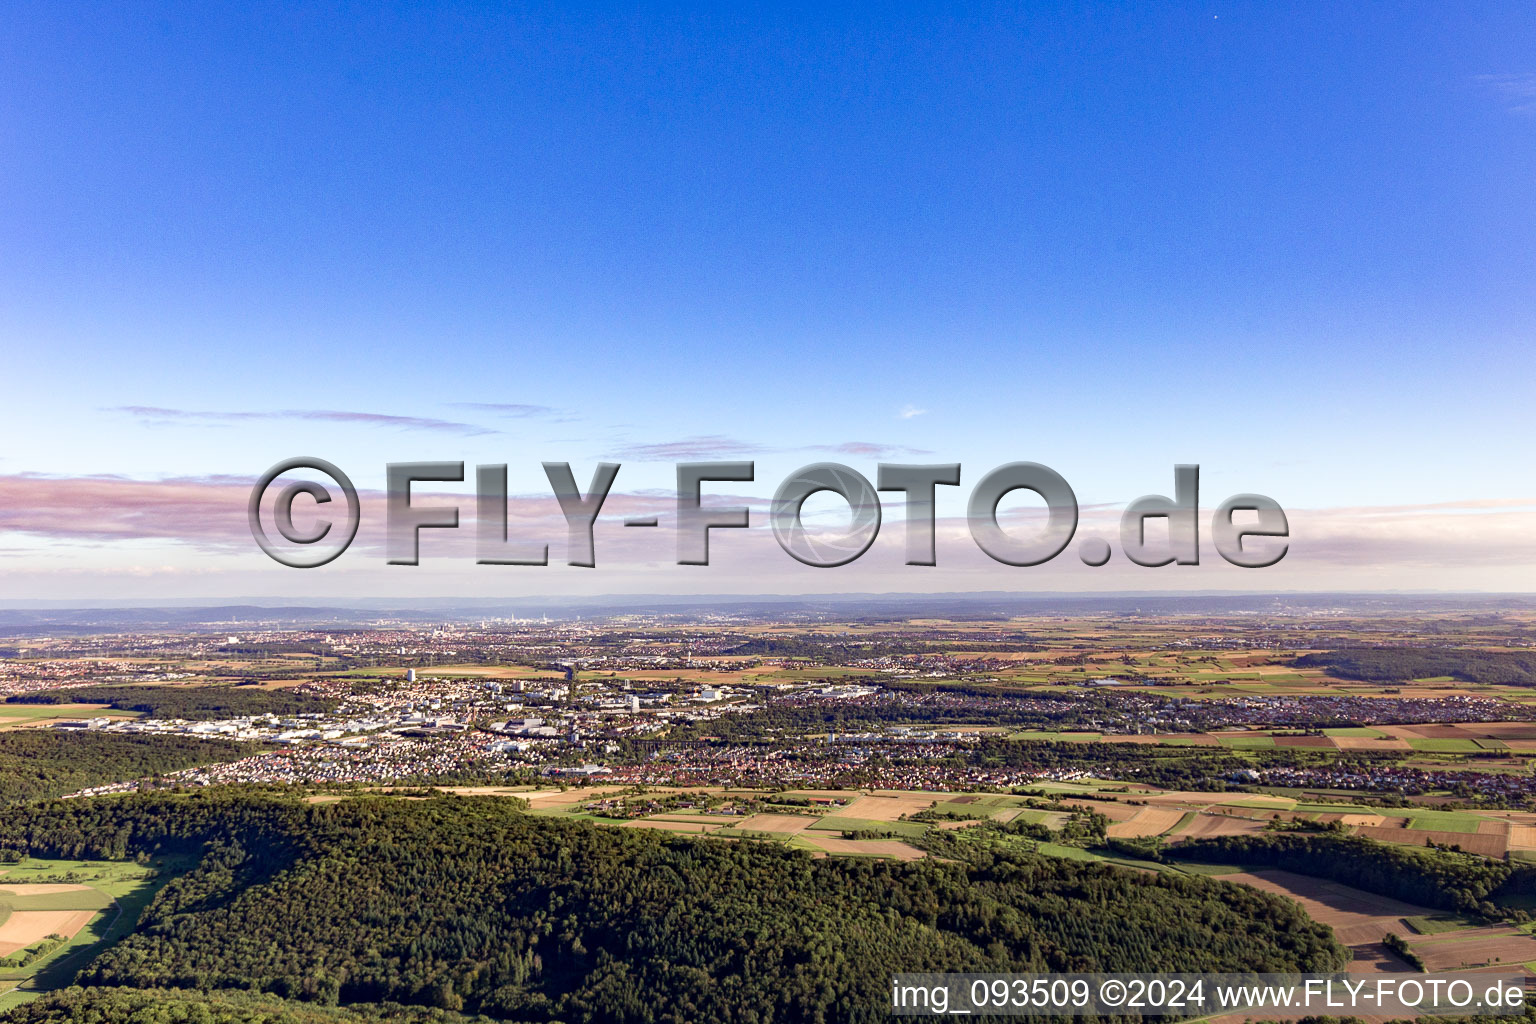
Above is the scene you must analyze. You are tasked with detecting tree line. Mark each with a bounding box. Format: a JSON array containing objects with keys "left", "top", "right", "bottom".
[
  {"left": 7, "top": 685, "right": 338, "bottom": 721},
  {"left": 1293, "top": 649, "right": 1536, "bottom": 686},
  {"left": 0, "top": 732, "right": 260, "bottom": 805},
  {"left": 1174, "top": 832, "right": 1527, "bottom": 917}
]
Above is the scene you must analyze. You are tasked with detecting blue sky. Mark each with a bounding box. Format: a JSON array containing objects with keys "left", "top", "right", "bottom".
[{"left": 1, "top": 3, "right": 1533, "bottom": 597}]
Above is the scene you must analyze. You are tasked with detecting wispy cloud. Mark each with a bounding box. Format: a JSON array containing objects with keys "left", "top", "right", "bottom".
[
  {"left": 807, "top": 441, "right": 934, "bottom": 458},
  {"left": 0, "top": 473, "right": 256, "bottom": 549},
  {"left": 606, "top": 435, "right": 772, "bottom": 460},
  {"left": 111, "top": 406, "right": 496, "bottom": 437},
  {"left": 1475, "top": 72, "right": 1536, "bottom": 114},
  {"left": 0, "top": 473, "right": 761, "bottom": 562},
  {"left": 899, "top": 404, "right": 927, "bottom": 419},
  {"left": 608, "top": 436, "right": 932, "bottom": 461},
  {"left": 449, "top": 402, "right": 560, "bottom": 418}
]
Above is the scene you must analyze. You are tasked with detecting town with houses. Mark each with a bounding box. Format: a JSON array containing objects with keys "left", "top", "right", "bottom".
[{"left": 3, "top": 609, "right": 1535, "bottom": 804}]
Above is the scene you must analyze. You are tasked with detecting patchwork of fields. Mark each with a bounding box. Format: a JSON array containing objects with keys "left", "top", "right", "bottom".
[{"left": 0, "top": 858, "right": 171, "bottom": 1010}]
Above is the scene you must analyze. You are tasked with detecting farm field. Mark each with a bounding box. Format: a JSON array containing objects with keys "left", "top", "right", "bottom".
[
  {"left": 1105, "top": 806, "right": 1187, "bottom": 838},
  {"left": 1220, "top": 869, "right": 1433, "bottom": 945},
  {"left": 1212, "top": 868, "right": 1536, "bottom": 974},
  {"left": 1409, "top": 926, "right": 1536, "bottom": 971},
  {"left": 400, "top": 780, "right": 1536, "bottom": 868},
  {"left": 0, "top": 856, "right": 182, "bottom": 1010}
]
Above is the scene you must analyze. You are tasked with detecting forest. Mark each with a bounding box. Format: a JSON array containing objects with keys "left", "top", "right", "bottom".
[
  {"left": 1293, "top": 648, "right": 1536, "bottom": 685},
  {"left": 0, "top": 731, "right": 259, "bottom": 805},
  {"left": 0, "top": 791, "right": 1347, "bottom": 1023},
  {"left": 1174, "top": 832, "right": 1526, "bottom": 916},
  {"left": 0, "top": 987, "right": 490, "bottom": 1024},
  {"left": 6, "top": 685, "right": 339, "bottom": 721}
]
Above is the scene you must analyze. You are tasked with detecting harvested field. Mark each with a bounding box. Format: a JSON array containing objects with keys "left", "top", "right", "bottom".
[
  {"left": 1465, "top": 722, "right": 1536, "bottom": 740},
  {"left": 1340, "top": 814, "right": 1388, "bottom": 827},
  {"left": 1069, "top": 801, "right": 1139, "bottom": 821},
  {"left": 1113, "top": 733, "right": 1219, "bottom": 746},
  {"left": 1171, "top": 813, "right": 1265, "bottom": 839},
  {"left": 617, "top": 820, "right": 721, "bottom": 833},
  {"left": 1145, "top": 792, "right": 1246, "bottom": 807},
  {"left": 797, "top": 836, "right": 925, "bottom": 860},
  {"left": 1354, "top": 826, "right": 1507, "bottom": 857},
  {"left": 1273, "top": 735, "right": 1336, "bottom": 748},
  {"left": 1106, "top": 806, "right": 1185, "bottom": 838},
  {"left": 735, "top": 813, "right": 815, "bottom": 834},
  {"left": 1508, "top": 825, "right": 1536, "bottom": 848},
  {"left": 0, "top": 909, "right": 96, "bottom": 957},
  {"left": 1222, "top": 870, "right": 1430, "bottom": 945},
  {"left": 1348, "top": 941, "right": 1418, "bottom": 974},
  {"left": 0, "top": 884, "right": 91, "bottom": 896},
  {"left": 839, "top": 793, "right": 941, "bottom": 820},
  {"left": 1396, "top": 725, "right": 1468, "bottom": 739},
  {"left": 1331, "top": 737, "right": 1412, "bottom": 751},
  {"left": 521, "top": 786, "right": 629, "bottom": 808},
  {"left": 1351, "top": 939, "right": 1406, "bottom": 976},
  {"left": 1409, "top": 928, "right": 1536, "bottom": 971}
]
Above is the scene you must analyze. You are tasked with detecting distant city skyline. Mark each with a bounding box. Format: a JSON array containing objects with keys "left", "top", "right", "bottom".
[{"left": 2, "top": 4, "right": 1532, "bottom": 598}]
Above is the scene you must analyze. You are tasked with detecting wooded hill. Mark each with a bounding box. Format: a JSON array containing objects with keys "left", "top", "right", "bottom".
[{"left": 0, "top": 791, "right": 1347, "bottom": 1023}]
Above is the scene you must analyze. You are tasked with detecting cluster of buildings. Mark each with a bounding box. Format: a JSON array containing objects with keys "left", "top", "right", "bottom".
[
  {"left": 1171, "top": 694, "right": 1527, "bottom": 730},
  {"left": 1235, "top": 763, "right": 1536, "bottom": 804},
  {"left": 3, "top": 619, "right": 1532, "bottom": 801},
  {"left": 76, "top": 733, "right": 525, "bottom": 794},
  {"left": 585, "top": 741, "right": 1090, "bottom": 791}
]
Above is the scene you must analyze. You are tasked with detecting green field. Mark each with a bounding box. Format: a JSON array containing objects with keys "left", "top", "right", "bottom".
[
  {"left": 1406, "top": 812, "right": 1483, "bottom": 834},
  {"left": 1033, "top": 841, "right": 1100, "bottom": 861},
  {"left": 1216, "top": 735, "right": 1277, "bottom": 749},
  {"left": 1405, "top": 914, "right": 1480, "bottom": 935},
  {"left": 1219, "top": 797, "right": 1297, "bottom": 810},
  {"left": 0, "top": 889, "right": 113, "bottom": 912},
  {"left": 1170, "top": 861, "right": 1245, "bottom": 876},
  {"left": 1022, "top": 779, "right": 1134, "bottom": 794},
  {"left": 1006, "top": 809, "right": 1054, "bottom": 825},
  {"left": 1322, "top": 727, "right": 1388, "bottom": 738},
  {"left": 0, "top": 856, "right": 186, "bottom": 1010},
  {"left": 1406, "top": 738, "right": 1483, "bottom": 753},
  {"left": 805, "top": 816, "right": 929, "bottom": 838},
  {"left": 1167, "top": 810, "right": 1198, "bottom": 834},
  {"left": 926, "top": 795, "right": 1025, "bottom": 818}
]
